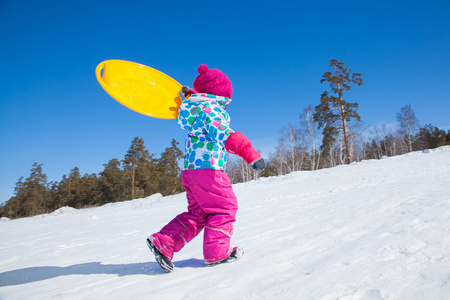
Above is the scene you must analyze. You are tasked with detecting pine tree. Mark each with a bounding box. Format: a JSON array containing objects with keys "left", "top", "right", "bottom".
[
  {"left": 314, "top": 59, "right": 363, "bottom": 164},
  {"left": 3, "top": 163, "right": 51, "bottom": 218},
  {"left": 3, "top": 178, "right": 25, "bottom": 218},
  {"left": 415, "top": 124, "right": 448, "bottom": 150},
  {"left": 99, "top": 158, "right": 128, "bottom": 203},
  {"left": 73, "top": 173, "right": 101, "bottom": 207},
  {"left": 61, "top": 167, "right": 81, "bottom": 207},
  {"left": 158, "top": 139, "right": 184, "bottom": 195},
  {"left": 48, "top": 181, "right": 61, "bottom": 211},
  {"left": 138, "top": 156, "right": 159, "bottom": 197},
  {"left": 123, "top": 137, "right": 153, "bottom": 199}
]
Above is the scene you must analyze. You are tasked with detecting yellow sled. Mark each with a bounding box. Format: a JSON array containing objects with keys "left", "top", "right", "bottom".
[{"left": 96, "top": 60, "right": 183, "bottom": 119}]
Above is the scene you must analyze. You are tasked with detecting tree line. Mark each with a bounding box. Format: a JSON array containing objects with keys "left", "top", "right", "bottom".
[
  {"left": 2, "top": 59, "right": 449, "bottom": 219},
  {"left": 261, "top": 59, "right": 450, "bottom": 177},
  {"left": 1, "top": 138, "right": 184, "bottom": 219}
]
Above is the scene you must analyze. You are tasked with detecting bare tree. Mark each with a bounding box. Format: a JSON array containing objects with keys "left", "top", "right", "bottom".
[
  {"left": 226, "top": 153, "right": 260, "bottom": 183},
  {"left": 275, "top": 124, "right": 305, "bottom": 174},
  {"left": 347, "top": 121, "right": 366, "bottom": 162},
  {"left": 396, "top": 104, "right": 419, "bottom": 153},
  {"left": 299, "top": 105, "right": 321, "bottom": 170}
]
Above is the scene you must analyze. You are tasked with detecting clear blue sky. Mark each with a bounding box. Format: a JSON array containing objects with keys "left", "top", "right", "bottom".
[{"left": 1, "top": 0, "right": 449, "bottom": 204}]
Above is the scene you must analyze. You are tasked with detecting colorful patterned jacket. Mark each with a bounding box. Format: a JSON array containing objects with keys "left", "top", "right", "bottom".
[{"left": 177, "top": 93, "right": 234, "bottom": 171}]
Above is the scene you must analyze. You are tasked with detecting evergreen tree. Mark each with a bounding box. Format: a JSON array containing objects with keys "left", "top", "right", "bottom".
[
  {"left": 99, "top": 158, "right": 128, "bottom": 203},
  {"left": 314, "top": 59, "right": 363, "bottom": 164},
  {"left": 415, "top": 124, "right": 448, "bottom": 150},
  {"left": 3, "top": 163, "right": 51, "bottom": 218},
  {"left": 158, "top": 139, "right": 184, "bottom": 195},
  {"left": 48, "top": 181, "right": 61, "bottom": 211},
  {"left": 61, "top": 167, "right": 81, "bottom": 207},
  {"left": 52, "top": 175, "right": 68, "bottom": 209},
  {"left": 28, "top": 163, "right": 51, "bottom": 215},
  {"left": 138, "top": 156, "right": 160, "bottom": 197},
  {"left": 123, "top": 137, "right": 154, "bottom": 199},
  {"left": 3, "top": 178, "right": 25, "bottom": 218},
  {"left": 72, "top": 173, "right": 101, "bottom": 207}
]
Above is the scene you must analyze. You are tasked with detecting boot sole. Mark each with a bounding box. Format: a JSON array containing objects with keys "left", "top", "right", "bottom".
[
  {"left": 146, "top": 238, "right": 174, "bottom": 273},
  {"left": 206, "top": 247, "right": 244, "bottom": 267}
]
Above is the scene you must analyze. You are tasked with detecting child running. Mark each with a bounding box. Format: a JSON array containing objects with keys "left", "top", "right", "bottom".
[{"left": 147, "top": 64, "right": 265, "bottom": 272}]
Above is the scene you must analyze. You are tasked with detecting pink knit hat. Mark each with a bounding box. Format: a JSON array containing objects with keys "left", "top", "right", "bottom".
[{"left": 193, "top": 64, "right": 233, "bottom": 98}]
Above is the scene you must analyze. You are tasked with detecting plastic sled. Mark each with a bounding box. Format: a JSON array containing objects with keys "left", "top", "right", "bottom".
[{"left": 96, "top": 60, "right": 182, "bottom": 119}]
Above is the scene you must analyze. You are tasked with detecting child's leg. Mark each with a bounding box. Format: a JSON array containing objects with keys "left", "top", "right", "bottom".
[
  {"left": 184, "top": 169, "right": 238, "bottom": 264},
  {"left": 203, "top": 209, "right": 237, "bottom": 264},
  {"left": 150, "top": 175, "right": 207, "bottom": 261}
]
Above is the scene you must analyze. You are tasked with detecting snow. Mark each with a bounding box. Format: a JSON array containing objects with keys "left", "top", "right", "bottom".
[{"left": 1, "top": 147, "right": 450, "bottom": 300}]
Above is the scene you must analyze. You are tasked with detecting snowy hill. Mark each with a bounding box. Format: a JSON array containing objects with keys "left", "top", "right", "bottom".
[{"left": 1, "top": 147, "right": 450, "bottom": 300}]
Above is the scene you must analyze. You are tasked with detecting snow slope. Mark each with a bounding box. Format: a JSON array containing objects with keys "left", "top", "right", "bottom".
[{"left": 1, "top": 147, "right": 450, "bottom": 300}]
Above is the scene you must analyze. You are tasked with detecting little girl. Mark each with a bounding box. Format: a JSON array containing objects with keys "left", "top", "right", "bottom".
[{"left": 147, "top": 64, "right": 265, "bottom": 272}]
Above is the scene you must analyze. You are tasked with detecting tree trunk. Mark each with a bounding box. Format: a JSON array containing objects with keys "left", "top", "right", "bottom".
[
  {"left": 339, "top": 100, "right": 351, "bottom": 164},
  {"left": 131, "top": 163, "right": 135, "bottom": 199}
]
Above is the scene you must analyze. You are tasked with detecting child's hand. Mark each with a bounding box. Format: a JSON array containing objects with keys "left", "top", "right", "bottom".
[
  {"left": 182, "top": 86, "right": 190, "bottom": 97},
  {"left": 251, "top": 158, "right": 266, "bottom": 172},
  {"left": 182, "top": 86, "right": 198, "bottom": 98}
]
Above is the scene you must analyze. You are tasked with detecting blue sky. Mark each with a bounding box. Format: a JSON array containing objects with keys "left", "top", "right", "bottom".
[{"left": 1, "top": 0, "right": 449, "bottom": 204}]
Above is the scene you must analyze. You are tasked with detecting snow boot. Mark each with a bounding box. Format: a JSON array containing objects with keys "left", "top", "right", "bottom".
[
  {"left": 146, "top": 238, "right": 174, "bottom": 273},
  {"left": 206, "top": 247, "right": 244, "bottom": 267}
]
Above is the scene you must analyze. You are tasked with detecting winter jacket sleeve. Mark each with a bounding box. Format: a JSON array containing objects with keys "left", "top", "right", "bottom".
[
  {"left": 225, "top": 132, "right": 261, "bottom": 164},
  {"left": 225, "top": 132, "right": 266, "bottom": 171}
]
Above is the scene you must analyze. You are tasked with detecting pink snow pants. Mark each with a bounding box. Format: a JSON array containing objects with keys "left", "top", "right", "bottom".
[{"left": 150, "top": 169, "right": 238, "bottom": 264}]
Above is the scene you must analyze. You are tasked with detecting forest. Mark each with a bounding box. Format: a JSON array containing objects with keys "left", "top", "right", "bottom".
[
  {"left": 2, "top": 59, "right": 450, "bottom": 219},
  {"left": 1, "top": 138, "right": 184, "bottom": 219}
]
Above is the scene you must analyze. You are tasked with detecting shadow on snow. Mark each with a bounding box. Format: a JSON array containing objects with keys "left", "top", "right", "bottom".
[{"left": 0, "top": 258, "right": 205, "bottom": 286}]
